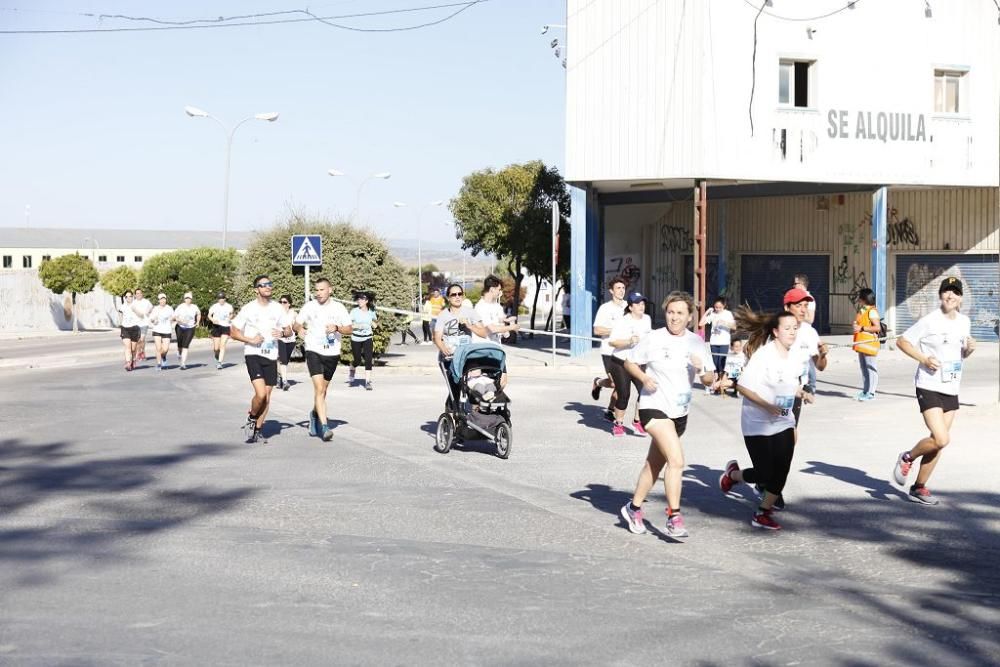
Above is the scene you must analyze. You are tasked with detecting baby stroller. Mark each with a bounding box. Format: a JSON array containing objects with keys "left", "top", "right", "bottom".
[{"left": 435, "top": 342, "right": 512, "bottom": 459}]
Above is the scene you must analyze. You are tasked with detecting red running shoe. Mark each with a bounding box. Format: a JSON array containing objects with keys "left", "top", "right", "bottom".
[
  {"left": 719, "top": 459, "right": 739, "bottom": 494},
  {"left": 751, "top": 509, "right": 781, "bottom": 530}
]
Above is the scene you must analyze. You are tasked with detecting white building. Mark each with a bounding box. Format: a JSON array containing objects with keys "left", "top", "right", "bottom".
[{"left": 565, "top": 0, "right": 999, "bottom": 353}]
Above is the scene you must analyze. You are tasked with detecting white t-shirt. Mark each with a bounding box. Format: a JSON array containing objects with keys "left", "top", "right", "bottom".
[
  {"left": 629, "top": 328, "right": 709, "bottom": 418},
  {"left": 705, "top": 309, "right": 735, "bottom": 346},
  {"left": 473, "top": 299, "right": 507, "bottom": 344},
  {"left": 901, "top": 309, "right": 971, "bottom": 396},
  {"left": 174, "top": 303, "right": 200, "bottom": 329},
  {"left": 281, "top": 309, "right": 298, "bottom": 343},
  {"left": 594, "top": 300, "right": 627, "bottom": 356},
  {"left": 724, "top": 351, "right": 746, "bottom": 380},
  {"left": 791, "top": 321, "right": 820, "bottom": 385},
  {"left": 118, "top": 300, "right": 143, "bottom": 328},
  {"left": 134, "top": 298, "right": 152, "bottom": 326},
  {"left": 738, "top": 341, "right": 802, "bottom": 437},
  {"left": 233, "top": 300, "right": 293, "bottom": 360},
  {"left": 208, "top": 302, "right": 234, "bottom": 327},
  {"left": 148, "top": 305, "right": 175, "bottom": 335},
  {"left": 434, "top": 306, "right": 483, "bottom": 357},
  {"left": 609, "top": 314, "right": 652, "bottom": 360},
  {"left": 295, "top": 299, "right": 352, "bottom": 357}
]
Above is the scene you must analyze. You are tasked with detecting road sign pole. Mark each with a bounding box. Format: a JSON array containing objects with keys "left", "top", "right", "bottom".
[{"left": 304, "top": 265, "right": 310, "bottom": 304}]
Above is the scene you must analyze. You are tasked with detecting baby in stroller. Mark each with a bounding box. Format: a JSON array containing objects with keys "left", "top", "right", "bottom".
[{"left": 466, "top": 368, "right": 498, "bottom": 403}]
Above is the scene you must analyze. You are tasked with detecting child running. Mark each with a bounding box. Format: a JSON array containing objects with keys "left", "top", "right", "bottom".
[
  {"left": 712, "top": 337, "right": 746, "bottom": 397},
  {"left": 619, "top": 291, "right": 713, "bottom": 539}
]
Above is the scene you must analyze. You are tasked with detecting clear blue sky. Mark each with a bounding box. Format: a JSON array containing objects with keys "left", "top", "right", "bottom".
[{"left": 0, "top": 0, "right": 566, "bottom": 244}]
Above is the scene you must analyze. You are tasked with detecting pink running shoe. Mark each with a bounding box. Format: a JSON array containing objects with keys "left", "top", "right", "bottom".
[
  {"left": 665, "top": 512, "right": 688, "bottom": 538},
  {"left": 612, "top": 423, "right": 626, "bottom": 438},
  {"left": 892, "top": 451, "right": 913, "bottom": 487},
  {"left": 632, "top": 420, "right": 647, "bottom": 436}
]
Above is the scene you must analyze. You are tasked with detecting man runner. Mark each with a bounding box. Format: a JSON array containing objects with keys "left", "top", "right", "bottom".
[
  {"left": 208, "top": 292, "right": 234, "bottom": 369},
  {"left": 134, "top": 288, "right": 152, "bottom": 362},
  {"left": 592, "top": 276, "right": 629, "bottom": 421},
  {"left": 230, "top": 275, "right": 294, "bottom": 444},
  {"left": 472, "top": 275, "right": 519, "bottom": 390},
  {"left": 294, "top": 277, "right": 352, "bottom": 442}
]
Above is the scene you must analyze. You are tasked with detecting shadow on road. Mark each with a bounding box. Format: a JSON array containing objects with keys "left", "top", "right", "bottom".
[{"left": 563, "top": 401, "right": 611, "bottom": 431}]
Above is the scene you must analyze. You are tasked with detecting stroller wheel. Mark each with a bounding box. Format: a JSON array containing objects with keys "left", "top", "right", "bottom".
[
  {"left": 434, "top": 413, "right": 455, "bottom": 454},
  {"left": 494, "top": 422, "right": 512, "bottom": 459}
]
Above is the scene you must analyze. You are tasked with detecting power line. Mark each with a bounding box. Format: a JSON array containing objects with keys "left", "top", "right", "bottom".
[
  {"left": 740, "top": 0, "right": 864, "bottom": 22},
  {"left": 0, "top": 0, "right": 490, "bottom": 35}
]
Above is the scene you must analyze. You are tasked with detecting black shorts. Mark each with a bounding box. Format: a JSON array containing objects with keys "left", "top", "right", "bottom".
[
  {"left": 245, "top": 355, "right": 278, "bottom": 386},
  {"left": 153, "top": 330, "right": 171, "bottom": 339},
  {"left": 175, "top": 326, "right": 196, "bottom": 350},
  {"left": 602, "top": 354, "right": 616, "bottom": 378},
  {"left": 916, "top": 387, "right": 959, "bottom": 413},
  {"left": 278, "top": 340, "right": 296, "bottom": 365},
  {"left": 211, "top": 325, "right": 230, "bottom": 338},
  {"left": 637, "top": 409, "right": 688, "bottom": 437},
  {"left": 305, "top": 351, "right": 339, "bottom": 381},
  {"left": 120, "top": 326, "right": 140, "bottom": 342}
]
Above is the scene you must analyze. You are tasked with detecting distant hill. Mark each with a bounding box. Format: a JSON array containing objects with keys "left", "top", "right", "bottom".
[{"left": 386, "top": 238, "right": 495, "bottom": 275}]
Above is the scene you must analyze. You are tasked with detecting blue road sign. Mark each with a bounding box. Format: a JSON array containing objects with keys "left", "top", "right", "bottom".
[{"left": 291, "top": 235, "right": 322, "bottom": 266}]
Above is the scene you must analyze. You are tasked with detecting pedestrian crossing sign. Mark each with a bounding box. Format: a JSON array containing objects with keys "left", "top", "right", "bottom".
[{"left": 291, "top": 235, "right": 322, "bottom": 266}]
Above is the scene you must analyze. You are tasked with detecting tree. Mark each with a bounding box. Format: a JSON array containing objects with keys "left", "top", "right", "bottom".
[
  {"left": 38, "top": 253, "right": 99, "bottom": 332},
  {"left": 449, "top": 160, "right": 570, "bottom": 340},
  {"left": 99, "top": 265, "right": 139, "bottom": 303},
  {"left": 234, "top": 213, "right": 412, "bottom": 362},
  {"left": 139, "top": 247, "right": 241, "bottom": 320}
]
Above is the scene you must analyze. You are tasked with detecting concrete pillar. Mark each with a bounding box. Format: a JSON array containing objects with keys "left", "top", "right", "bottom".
[
  {"left": 570, "top": 185, "right": 600, "bottom": 357},
  {"left": 871, "top": 187, "right": 888, "bottom": 314}
]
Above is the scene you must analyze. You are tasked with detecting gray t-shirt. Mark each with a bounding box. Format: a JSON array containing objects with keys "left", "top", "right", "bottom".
[{"left": 434, "top": 306, "right": 482, "bottom": 358}]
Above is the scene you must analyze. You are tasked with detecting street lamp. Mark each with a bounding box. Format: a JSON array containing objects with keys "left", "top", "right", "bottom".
[
  {"left": 185, "top": 105, "right": 279, "bottom": 250},
  {"left": 394, "top": 200, "right": 444, "bottom": 307},
  {"left": 82, "top": 237, "right": 100, "bottom": 264},
  {"left": 328, "top": 169, "right": 391, "bottom": 221}
]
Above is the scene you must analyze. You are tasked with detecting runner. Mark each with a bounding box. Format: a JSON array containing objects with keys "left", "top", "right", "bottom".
[
  {"left": 174, "top": 291, "right": 201, "bottom": 370},
  {"left": 276, "top": 294, "right": 297, "bottom": 391},
  {"left": 399, "top": 306, "right": 419, "bottom": 345},
  {"left": 133, "top": 288, "right": 152, "bottom": 362},
  {"left": 148, "top": 293, "right": 175, "bottom": 370},
  {"left": 698, "top": 296, "right": 735, "bottom": 395},
  {"left": 711, "top": 337, "right": 746, "bottom": 397},
  {"left": 619, "top": 291, "right": 713, "bottom": 538},
  {"left": 348, "top": 291, "right": 377, "bottom": 390},
  {"left": 472, "top": 275, "right": 519, "bottom": 390},
  {"left": 718, "top": 308, "right": 808, "bottom": 531},
  {"left": 792, "top": 274, "right": 818, "bottom": 391},
  {"left": 434, "top": 283, "right": 490, "bottom": 402},
  {"left": 892, "top": 277, "right": 975, "bottom": 505},
  {"left": 230, "top": 275, "right": 294, "bottom": 444},
  {"left": 591, "top": 276, "right": 629, "bottom": 422},
  {"left": 294, "top": 278, "right": 352, "bottom": 441},
  {"left": 118, "top": 290, "right": 143, "bottom": 371},
  {"left": 208, "top": 292, "right": 234, "bottom": 370},
  {"left": 607, "top": 291, "right": 652, "bottom": 437},
  {"left": 852, "top": 288, "right": 881, "bottom": 401},
  {"left": 784, "top": 287, "right": 828, "bottom": 428}
]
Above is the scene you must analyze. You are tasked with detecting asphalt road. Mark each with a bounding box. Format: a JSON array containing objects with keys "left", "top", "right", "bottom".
[{"left": 1, "top": 342, "right": 998, "bottom": 665}]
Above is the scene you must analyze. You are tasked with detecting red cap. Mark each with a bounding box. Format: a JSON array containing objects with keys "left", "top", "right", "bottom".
[{"left": 783, "top": 288, "right": 814, "bottom": 305}]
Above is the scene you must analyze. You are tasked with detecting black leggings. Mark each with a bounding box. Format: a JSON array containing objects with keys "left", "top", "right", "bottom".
[
  {"left": 607, "top": 356, "right": 643, "bottom": 412},
  {"left": 422, "top": 321, "right": 432, "bottom": 342},
  {"left": 351, "top": 338, "right": 373, "bottom": 370},
  {"left": 278, "top": 340, "right": 295, "bottom": 365},
  {"left": 400, "top": 326, "right": 419, "bottom": 344},
  {"left": 741, "top": 428, "right": 796, "bottom": 496}
]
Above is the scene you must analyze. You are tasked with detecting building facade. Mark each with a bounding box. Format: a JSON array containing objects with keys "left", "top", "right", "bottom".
[{"left": 565, "top": 0, "right": 1000, "bottom": 353}]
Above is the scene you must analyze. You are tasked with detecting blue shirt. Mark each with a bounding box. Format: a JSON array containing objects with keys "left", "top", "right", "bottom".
[{"left": 350, "top": 307, "right": 377, "bottom": 341}]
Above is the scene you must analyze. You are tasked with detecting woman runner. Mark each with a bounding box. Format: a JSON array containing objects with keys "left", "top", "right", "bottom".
[
  {"left": 118, "top": 290, "right": 143, "bottom": 371},
  {"left": 698, "top": 296, "right": 735, "bottom": 395},
  {"left": 173, "top": 291, "right": 200, "bottom": 370},
  {"left": 892, "top": 277, "right": 975, "bottom": 505},
  {"left": 148, "top": 293, "right": 175, "bottom": 370},
  {"left": 606, "top": 291, "right": 652, "bottom": 436},
  {"left": 276, "top": 294, "right": 297, "bottom": 390},
  {"left": 208, "top": 292, "right": 234, "bottom": 370},
  {"left": 349, "top": 291, "right": 377, "bottom": 390},
  {"left": 718, "top": 309, "right": 811, "bottom": 530},
  {"left": 619, "top": 291, "right": 713, "bottom": 539}
]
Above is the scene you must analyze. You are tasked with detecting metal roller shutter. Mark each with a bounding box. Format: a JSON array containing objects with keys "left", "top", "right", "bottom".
[
  {"left": 894, "top": 253, "right": 999, "bottom": 340},
  {"left": 740, "top": 254, "right": 830, "bottom": 334}
]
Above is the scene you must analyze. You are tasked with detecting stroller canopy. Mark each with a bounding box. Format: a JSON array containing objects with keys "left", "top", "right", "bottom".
[{"left": 449, "top": 343, "right": 506, "bottom": 383}]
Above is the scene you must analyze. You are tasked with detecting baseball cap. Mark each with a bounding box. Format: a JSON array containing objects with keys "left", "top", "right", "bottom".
[
  {"left": 183, "top": 291, "right": 193, "bottom": 299},
  {"left": 939, "top": 276, "right": 963, "bottom": 296},
  {"left": 626, "top": 291, "right": 646, "bottom": 305},
  {"left": 157, "top": 293, "right": 167, "bottom": 300},
  {"left": 783, "top": 287, "right": 814, "bottom": 305},
  {"left": 216, "top": 291, "right": 226, "bottom": 299}
]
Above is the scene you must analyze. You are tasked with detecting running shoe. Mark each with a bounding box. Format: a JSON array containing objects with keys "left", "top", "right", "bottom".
[
  {"left": 591, "top": 377, "right": 602, "bottom": 400},
  {"left": 632, "top": 420, "right": 647, "bottom": 436},
  {"left": 125, "top": 363, "right": 132, "bottom": 372},
  {"left": 365, "top": 381, "right": 373, "bottom": 391},
  {"left": 216, "top": 362, "right": 223, "bottom": 370},
  {"left": 282, "top": 378, "right": 290, "bottom": 392},
  {"left": 861, "top": 392, "right": 876, "bottom": 401},
  {"left": 719, "top": 460, "right": 739, "bottom": 494},
  {"left": 892, "top": 451, "right": 913, "bottom": 487},
  {"left": 751, "top": 510, "right": 781, "bottom": 530},
  {"left": 704, "top": 386, "right": 712, "bottom": 395},
  {"left": 308, "top": 410, "right": 319, "bottom": 437},
  {"left": 620, "top": 503, "right": 647, "bottom": 534},
  {"left": 321, "top": 426, "right": 334, "bottom": 442},
  {"left": 347, "top": 371, "right": 356, "bottom": 385},
  {"left": 665, "top": 512, "right": 689, "bottom": 538},
  {"left": 243, "top": 418, "right": 258, "bottom": 444},
  {"left": 157, "top": 363, "right": 163, "bottom": 371},
  {"left": 612, "top": 423, "right": 626, "bottom": 437},
  {"left": 854, "top": 390, "right": 867, "bottom": 401},
  {"left": 603, "top": 409, "right": 615, "bottom": 422},
  {"left": 180, "top": 365, "right": 187, "bottom": 371},
  {"left": 908, "top": 485, "right": 940, "bottom": 505}
]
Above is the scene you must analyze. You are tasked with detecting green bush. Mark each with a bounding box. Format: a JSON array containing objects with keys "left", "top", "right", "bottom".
[
  {"left": 139, "top": 247, "right": 241, "bottom": 319},
  {"left": 234, "top": 214, "right": 412, "bottom": 363},
  {"left": 38, "top": 253, "right": 99, "bottom": 332},
  {"left": 99, "top": 265, "right": 139, "bottom": 299}
]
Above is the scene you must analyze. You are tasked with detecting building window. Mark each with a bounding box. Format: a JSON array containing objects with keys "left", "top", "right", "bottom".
[
  {"left": 42, "top": 255, "right": 51, "bottom": 262},
  {"left": 934, "top": 69, "right": 966, "bottom": 113},
  {"left": 134, "top": 255, "right": 143, "bottom": 263},
  {"left": 23, "top": 255, "right": 33, "bottom": 269},
  {"left": 779, "top": 60, "right": 813, "bottom": 108},
  {"left": 2, "top": 255, "right": 11, "bottom": 268},
  {"left": 116, "top": 255, "right": 125, "bottom": 263},
  {"left": 98, "top": 255, "right": 107, "bottom": 263}
]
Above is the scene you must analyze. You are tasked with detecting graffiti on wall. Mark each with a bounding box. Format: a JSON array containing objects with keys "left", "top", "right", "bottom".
[
  {"left": 887, "top": 211, "right": 920, "bottom": 246},
  {"left": 605, "top": 255, "right": 641, "bottom": 291},
  {"left": 660, "top": 223, "right": 693, "bottom": 252},
  {"left": 834, "top": 255, "right": 869, "bottom": 300}
]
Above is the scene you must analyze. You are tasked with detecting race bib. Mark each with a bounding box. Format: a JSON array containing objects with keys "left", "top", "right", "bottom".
[
  {"left": 941, "top": 361, "right": 962, "bottom": 383},
  {"left": 260, "top": 339, "right": 277, "bottom": 359},
  {"left": 775, "top": 395, "right": 795, "bottom": 416},
  {"left": 676, "top": 391, "right": 692, "bottom": 408}
]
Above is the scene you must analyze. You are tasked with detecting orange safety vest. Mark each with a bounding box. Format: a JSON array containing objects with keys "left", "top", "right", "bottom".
[
  {"left": 429, "top": 296, "right": 445, "bottom": 317},
  {"left": 853, "top": 306, "right": 880, "bottom": 356}
]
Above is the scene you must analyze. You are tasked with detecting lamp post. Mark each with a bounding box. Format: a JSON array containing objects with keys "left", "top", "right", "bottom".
[
  {"left": 185, "top": 106, "right": 279, "bottom": 250},
  {"left": 328, "top": 169, "right": 391, "bottom": 221},
  {"left": 394, "top": 200, "right": 444, "bottom": 307},
  {"left": 82, "top": 237, "right": 100, "bottom": 264}
]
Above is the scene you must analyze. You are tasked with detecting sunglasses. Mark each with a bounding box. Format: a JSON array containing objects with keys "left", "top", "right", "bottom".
[
  {"left": 279, "top": 300, "right": 289, "bottom": 304},
  {"left": 448, "top": 292, "right": 464, "bottom": 297},
  {"left": 256, "top": 281, "right": 273, "bottom": 288}
]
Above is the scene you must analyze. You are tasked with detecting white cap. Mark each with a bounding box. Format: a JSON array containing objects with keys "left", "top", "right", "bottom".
[
  {"left": 183, "top": 291, "right": 193, "bottom": 299},
  {"left": 157, "top": 293, "right": 167, "bottom": 300}
]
